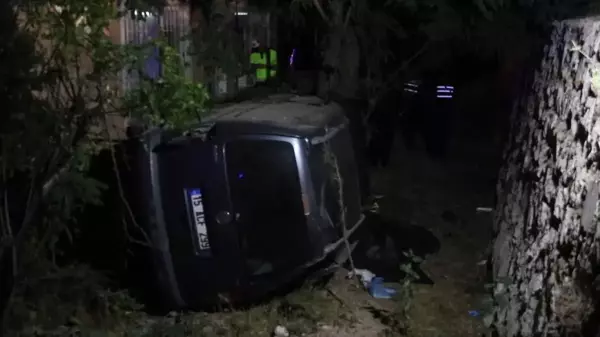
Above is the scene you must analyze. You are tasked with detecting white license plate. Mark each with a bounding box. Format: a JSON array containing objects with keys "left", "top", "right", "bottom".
[{"left": 189, "top": 189, "right": 210, "bottom": 251}]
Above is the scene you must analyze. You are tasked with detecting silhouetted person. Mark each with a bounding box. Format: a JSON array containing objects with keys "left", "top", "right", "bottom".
[
  {"left": 367, "top": 90, "right": 401, "bottom": 168},
  {"left": 250, "top": 39, "right": 277, "bottom": 85},
  {"left": 400, "top": 81, "right": 425, "bottom": 151},
  {"left": 424, "top": 79, "right": 455, "bottom": 160},
  {"left": 400, "top": 79, "right": 432, "bottom": 153},
  {"left": 399, "top": 76, "right": 453, "bottom": 160}
]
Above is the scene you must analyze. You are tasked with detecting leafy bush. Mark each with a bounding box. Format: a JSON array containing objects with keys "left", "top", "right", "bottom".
[
  {"left": 0, "top": 1, "right": 211, "bottom": 335},
  {"left": 123, "top": 38, "right": 211, "bottom": 130}
]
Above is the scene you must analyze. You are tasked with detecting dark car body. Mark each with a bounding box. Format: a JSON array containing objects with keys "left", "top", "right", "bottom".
[{"left": 125, "top": 94, "right": 366, "bottom": 310}]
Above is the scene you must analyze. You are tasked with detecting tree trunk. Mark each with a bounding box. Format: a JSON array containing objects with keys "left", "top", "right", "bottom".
[
  {"left": 317, "top": 2, "right": 360, "bottom": 99},
  {"left": 491, "top": 18, "right": 600, "bottom": 337}
]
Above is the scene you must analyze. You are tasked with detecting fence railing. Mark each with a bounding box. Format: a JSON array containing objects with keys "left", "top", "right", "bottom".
[{"left": 119, "top": 6, "right": 192, "bottom": 93}]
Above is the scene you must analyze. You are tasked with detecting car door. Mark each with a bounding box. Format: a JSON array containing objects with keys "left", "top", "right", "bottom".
[{"left": 156, "top": 136, "right": 242, "bottom": 308}]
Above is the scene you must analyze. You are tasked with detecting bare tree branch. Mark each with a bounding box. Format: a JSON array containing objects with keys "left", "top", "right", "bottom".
[
  {"left": 343, "top": 4, "right": 352, "bottom": 29},
  {"left": 362, "top": 41, "right": 430, "bottom": 126},
  {"left": 312, "top": 0, "right": 331, "bottom": 23}
]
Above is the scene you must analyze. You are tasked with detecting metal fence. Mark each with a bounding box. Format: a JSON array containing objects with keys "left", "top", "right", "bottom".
[{"left": 119, "top": 6, "right": 192, "bottom": 93}]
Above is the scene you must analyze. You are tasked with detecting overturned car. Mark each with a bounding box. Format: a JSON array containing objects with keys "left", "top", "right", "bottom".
[{"left": 123, "top": 94, "right": 369, "bottom": 310}]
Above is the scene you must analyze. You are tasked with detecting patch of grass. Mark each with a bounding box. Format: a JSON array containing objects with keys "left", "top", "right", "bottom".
[
  {"left": 158, "top": 287, "right": 355, "bottom": 337},
  {"left": 5, "top": 264, "right": 358, "bottom": 337},
  {"left": 197, "top": 284, "right": 356, "bottom": 337},
  {"left": 6, "top": 264, "right": 145, "bottom": 336},
  {"left": 278, "top": 285, "right": 355, "bottom": 334}
]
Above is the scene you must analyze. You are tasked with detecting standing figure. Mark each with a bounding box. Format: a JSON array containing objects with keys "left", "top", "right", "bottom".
[
  {"left": 398, "top": 75, "right": 454, "bottom": 160},
  {"left": 399, "top": 79, "right": 425, "bottom": 151},
  {"left": 250, "top": 39, "right": 278, "bottom": 85},
  {"left": 367, "top": 90, "right": 402, "bottom": 168},
  {"left": 399, "top": 79, "right": 434, "bottom": 153},
  {"left": 423, "top": 78, "right": 455, "bottom": 160}
]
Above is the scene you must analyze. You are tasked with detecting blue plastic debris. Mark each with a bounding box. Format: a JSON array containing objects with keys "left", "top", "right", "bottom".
[
  {"left": 468, "top": 310, "right": 480, "bottom": 317},
  {"left": 368, "top": 277, "right": 398, "bottom": 299}
]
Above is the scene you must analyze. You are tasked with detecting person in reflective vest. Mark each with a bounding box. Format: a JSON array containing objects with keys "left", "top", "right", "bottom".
[{"left": 250, "top": 40, "right": 277, "bottom": 83}]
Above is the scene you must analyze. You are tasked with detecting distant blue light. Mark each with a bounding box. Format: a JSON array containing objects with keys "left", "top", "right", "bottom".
[
  {"left": 289, "top": 48, "right": 296, "bottom": 66},
  {"left": 238, "top": 172, "right": 245, "bottom": 179},
  {"left": 190, "top": 189, "right": 202, "bottom": 197}
]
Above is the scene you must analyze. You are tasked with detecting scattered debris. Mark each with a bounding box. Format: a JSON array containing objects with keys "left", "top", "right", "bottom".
[
  {"left": 319, "top": 324, "right": 333, "bottom": 330},
  {"left": 347, "top": 269, "right": 398, "bottom": 299},
  {"left": 347, "top": 268, "right": 375, "bottom": 287},
  {"left": 368, "top": 277, "right": 397, "bottom": 299},
  {"left": 274, "top": 325, "right": 290, "bottom": 337},
  {"left": 468, "top": 310, "right": 481, "bottom": 317}
]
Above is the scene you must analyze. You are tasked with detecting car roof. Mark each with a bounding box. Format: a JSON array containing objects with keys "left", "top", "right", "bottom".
[{"left": 201, "top": 94, "right": 347, "bottom": 138}]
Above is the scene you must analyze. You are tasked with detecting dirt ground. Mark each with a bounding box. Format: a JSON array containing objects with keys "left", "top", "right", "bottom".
[
  {"left": 306, "top": 138, "right": 498, "bottom": 337},
  {"left": 369, "top": 141, "right": 497, "bottom": 337}
]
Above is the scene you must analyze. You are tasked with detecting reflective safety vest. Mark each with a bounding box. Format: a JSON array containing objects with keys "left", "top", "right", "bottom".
[
  {"left": 403, "top": 80, "right": 420, "bottom": 94},
  {"left": 250, "top": 49, "right": 277, "bottom": 82},
  {"left": 436, "top": 85, "right": 454, "bottom": 99}
]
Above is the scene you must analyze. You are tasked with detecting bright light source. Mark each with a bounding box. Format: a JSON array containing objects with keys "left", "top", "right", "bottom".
[
  {"left": 436, "top": 84, "right": 454, "bottom": 99},
  {"left": 289, "top": 48, "right": 296, "bottom": 66},
  {"left": 235, "top": 11, "right": 248, "bottom": 15},
  {"left": 133, "top": 10, "right": 153, "bottom": 18},
  {"left": 404, "top": 81, "right": 420, "bottom": 94}
]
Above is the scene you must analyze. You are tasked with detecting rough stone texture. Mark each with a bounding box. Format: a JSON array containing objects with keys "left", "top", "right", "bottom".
[{"left": 492, "top": 18, "right": 600, "bottom": 337}]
